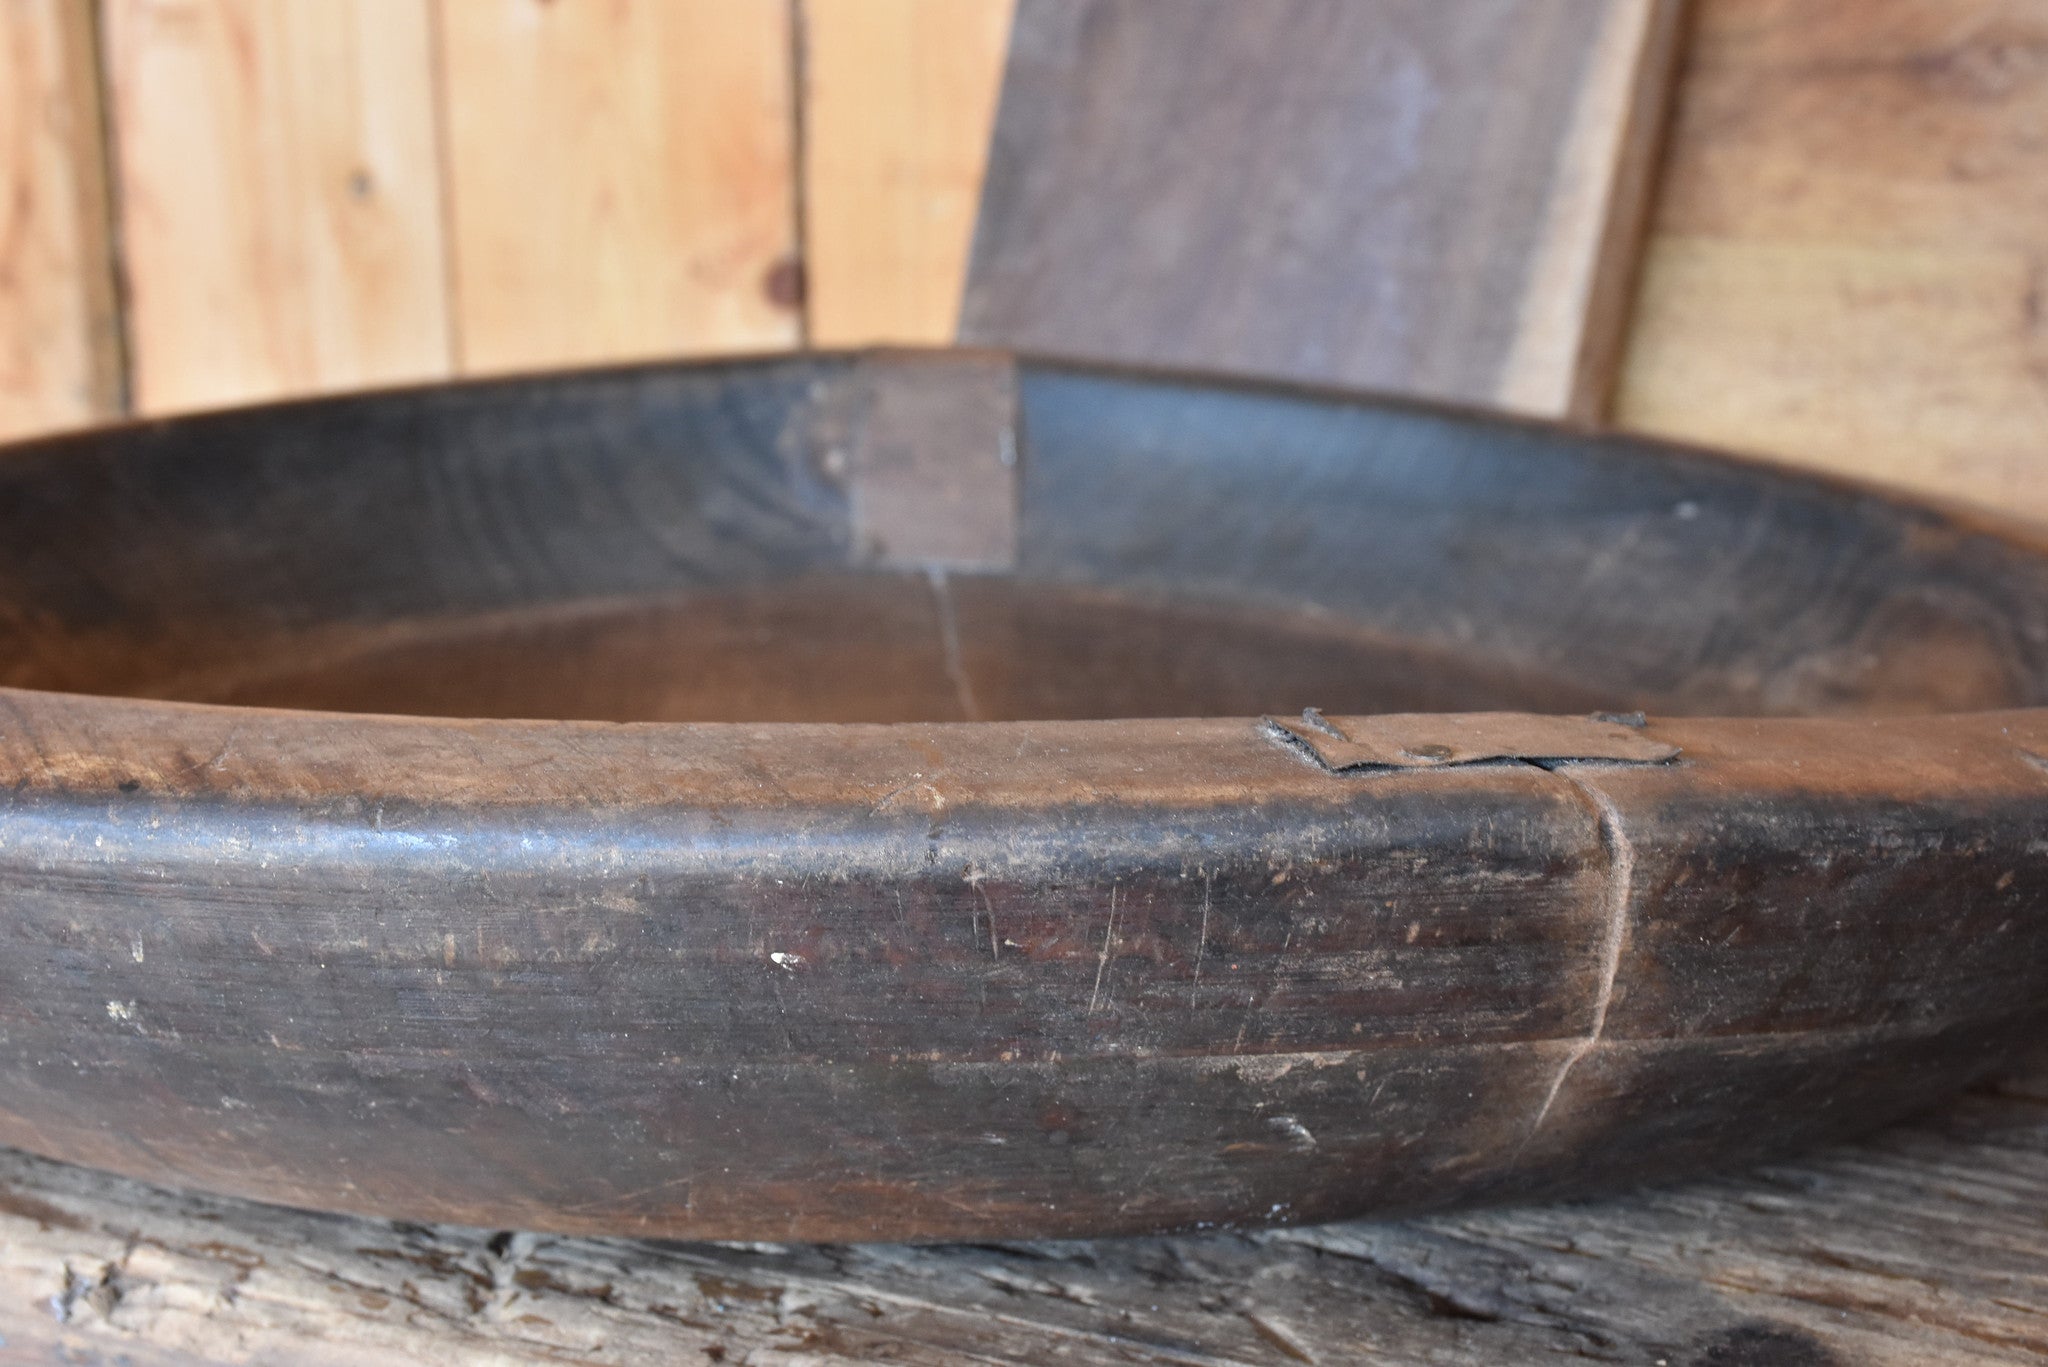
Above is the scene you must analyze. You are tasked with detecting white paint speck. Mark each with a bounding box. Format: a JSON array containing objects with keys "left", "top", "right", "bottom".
[
  {"left": 1267, "top": 1115, "right": 1318, "bottom": 1150},
  {"left": 105, "top": 1001, "right": 134, "bottom": 1022},
  {"left": 770, "top": 951, "right": 804, "bottom": 971}
]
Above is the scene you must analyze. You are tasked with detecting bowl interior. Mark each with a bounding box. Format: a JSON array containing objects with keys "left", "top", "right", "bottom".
[
  {"left": 2, "top": 353, "right": 2042, "bottom": 725},
  {"left": 124, "top": 575, "right": 1622, "bottom": 723}
]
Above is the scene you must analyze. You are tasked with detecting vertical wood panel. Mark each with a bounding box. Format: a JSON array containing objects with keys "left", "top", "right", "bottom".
[
  {"left": 1497, "top": 0, "right": 1689, "bottom": 419},
  {"left": 1615, "top": 0, "right": 2048, "bottom": 522},
  {"left": 802, "top": 0, "right": 1013, "bottom": 347},
  {"left": 0, "top": 0, "right": 121, "bottom": 438},
  {"left": 959, "top": 0, "right": 1685, "bottom": 418},
  {"left": 437, "top": 0, "right": 801, "bottom": 375},
  {"left": 104, "top": 0, "right": 451, "bottom": 416}
]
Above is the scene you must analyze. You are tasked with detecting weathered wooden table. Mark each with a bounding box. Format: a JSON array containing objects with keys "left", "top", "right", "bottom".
[{"left": 2, "top": 1050, "right": 2041, "bottom": 1364}]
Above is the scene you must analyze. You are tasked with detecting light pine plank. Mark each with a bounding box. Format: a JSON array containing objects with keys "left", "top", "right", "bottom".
[
  {"left": 1615, "top": 0, "right": 2048, "bottom": 523},
  {"left": 437, "top": 0, "right": 801, "bottom": 375},
  {"left": 0, "top": 0, "right": 120, "bottom": 438},
  {"left": 103, "top": 0, "right": 452, "bottom": 416},
  {"left": 802, "top": 0, "right": 1014, "bottom": 347},
  {"left": 959, "top": 0, "right": 1685, "bottom": 419}
]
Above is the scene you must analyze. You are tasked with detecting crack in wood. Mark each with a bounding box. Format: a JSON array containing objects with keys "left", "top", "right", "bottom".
[
  {"left": 1521, "top": 763, "right": 1635, "bottom": 1149},
  {"left": 926, "top": 565, "right": 983, "bottom": 721}
]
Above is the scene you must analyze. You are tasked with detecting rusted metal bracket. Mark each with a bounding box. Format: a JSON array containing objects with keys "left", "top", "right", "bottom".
[{"left": 1266, "top": 709, "right": 1680, "bottom": 771}]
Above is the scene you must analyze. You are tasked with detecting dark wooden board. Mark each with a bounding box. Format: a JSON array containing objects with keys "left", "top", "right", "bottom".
[{"left": 959, "top": 0, "right": 1686, "bottom": 417}]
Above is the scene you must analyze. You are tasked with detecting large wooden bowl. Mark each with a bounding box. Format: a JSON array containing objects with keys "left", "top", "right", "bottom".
[{"left": 1, "top": 350, "right": 2043, "bottom": 1241}]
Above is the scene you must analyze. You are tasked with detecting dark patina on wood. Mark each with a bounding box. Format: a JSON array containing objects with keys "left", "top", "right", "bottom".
[{"left": 0, "top": 350, "right": 2043, "bottom": 1241}]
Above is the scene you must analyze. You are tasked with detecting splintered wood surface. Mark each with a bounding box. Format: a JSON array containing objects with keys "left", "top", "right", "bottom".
[
  {"left": 0, "top": 0, "right": 119, "bottom": 438},
  {"left": 2, "top": 1053, "right": 2042, "bottom": 1365},
  {"left": 801, "top": 0, "right": 1015, "bottom": 346},
  {"left": 959, "top": 0, "right": 1685, "bottom": 419},
  {"left": 102, "top": 0, "right": 452, "bottom": 414},
  {"left": 1615, "top": 0, "right": 2048, "bottom": 523},
  {"left": 436, "top": 0, "right": 801, "bottom": 374}
]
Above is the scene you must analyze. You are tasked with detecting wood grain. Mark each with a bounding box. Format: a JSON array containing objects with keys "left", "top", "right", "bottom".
[
  {"left": 102, "top": 0, "right": 451, "bottom": 416},
  {"left": 1, "top": 1055, "right": 2041, "bottom": 1364},
  {"left": 436, "top": 0, "right": 801, "bottom": 374},
  {"left": 1615, "top": 0, "right": 2048, "bottom": 523},
  {"left": 959, "top": 0, "right": 1685, "bottom": 418},
  {"left": 801, "top": 0, "right": 1014, "bottom": 346},
  {"left": 0, "top": 0, "right": 120, "bottom": 438}
]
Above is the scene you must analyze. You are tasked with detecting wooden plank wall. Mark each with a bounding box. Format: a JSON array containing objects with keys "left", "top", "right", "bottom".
[
  {"left": 1615, "top": 0, "right": 2048, "bottom": 522},
  {"left": 802, "top": 0, "right": 1014, "bottom": 347},
  {"left": 0, "top": 0, "right": 2043, "bottom": 526},
  {"left": 26, "top": 0, "right": 805, "bottom": 421},
  {"left": 0, "top": 0, "right": 119, "bottom": 439},
  {"left": 102, "top": 0, "right": 452, "bottom": 414},
  {"left": 438, "top": 0, "right": 801, "bottom": 373}
]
